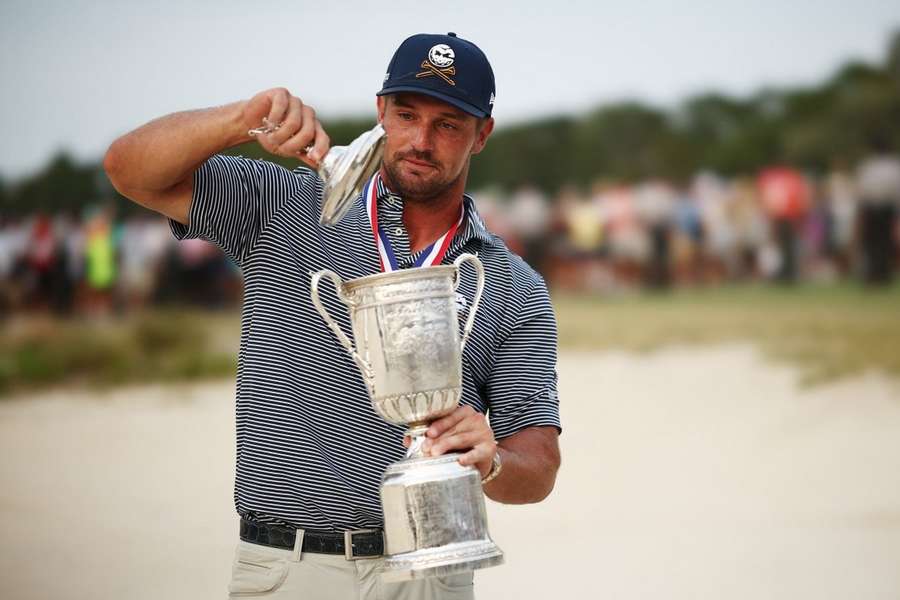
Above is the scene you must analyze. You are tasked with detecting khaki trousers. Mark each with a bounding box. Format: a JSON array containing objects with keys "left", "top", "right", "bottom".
[{"left": 227, "top": 540, "right": 475, "bottom": 600}]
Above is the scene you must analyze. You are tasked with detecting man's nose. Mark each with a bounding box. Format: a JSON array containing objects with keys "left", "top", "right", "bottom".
[{"left": 409, "top": 123, "right": 435, "bottom": 152}]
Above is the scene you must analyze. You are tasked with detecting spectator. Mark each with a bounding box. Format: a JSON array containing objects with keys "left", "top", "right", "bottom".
[
  {"left": 84, "top": 208, "right": 117, "bottom": 316},
  {"left": 855, "top": 136, "right": 900, "bottom": 285},
  {"left": 25, "top": 215, "right": 58, "bottom": 311},
  {"left": 672, "top": 186, "right": 705, "bottom": 285},
  {"left": 824, "top": 163, "right": 859, "bottom": 275},
  {"left": 757, "top": 166, "right": 810, "bottom": 283},
  {"left": 727, "top": 178, "right": 767, "bottom": 280},
  {"left": 635, "top": 181, "right": 676, "bottom": 289},
  {"left": 694, "top": 172, "right": 733, "bottom": 282},
  {"left": 507, "top": 185, "right": 551, "bottom": 273}
]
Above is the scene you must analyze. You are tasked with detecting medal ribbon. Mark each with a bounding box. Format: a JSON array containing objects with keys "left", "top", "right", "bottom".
[{"left": 365, "top": 172, "right": 464, "bottom": 273}]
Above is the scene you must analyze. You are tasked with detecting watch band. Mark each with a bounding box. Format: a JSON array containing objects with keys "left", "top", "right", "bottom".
[{"left": 481, "top": 449, "right": 503, "bottom": 485}]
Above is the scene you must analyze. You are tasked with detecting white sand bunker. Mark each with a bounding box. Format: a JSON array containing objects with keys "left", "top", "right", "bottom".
[{"left": 1, "top": 345, "right": 899, "bottom": 600}]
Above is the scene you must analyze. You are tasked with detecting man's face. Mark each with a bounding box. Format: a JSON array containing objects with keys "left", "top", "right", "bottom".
[{"left": 377, "top": 93, "right": 493, "bottom": 202}]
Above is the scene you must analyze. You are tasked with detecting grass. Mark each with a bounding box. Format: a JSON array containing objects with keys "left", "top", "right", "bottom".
[
  {"left": 554, "top": 281, "right": 900, "bottom": 385},
  {"left": 0, "top": 310, "right": 237, "bottom": 397},
  {"left": 2, "top": 282, "right": 899, "bottom": 396}
]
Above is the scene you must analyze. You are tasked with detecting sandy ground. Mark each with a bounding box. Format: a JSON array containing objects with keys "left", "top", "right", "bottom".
[{"left": 2, "top": 345, "right": 899, "bottom": 599}]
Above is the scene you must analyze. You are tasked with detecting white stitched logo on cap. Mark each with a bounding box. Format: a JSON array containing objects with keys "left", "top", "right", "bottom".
[
  {"left": 489, "top": 92, "right": 495, "bottom": 105},
  {"left": 428, "top": 44, "right": 455, "bottom": 68}
]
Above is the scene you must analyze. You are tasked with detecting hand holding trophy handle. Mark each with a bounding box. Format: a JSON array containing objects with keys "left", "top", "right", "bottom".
[
  {"left": 452, "top": 253, "right": 485, "bottom": 353},
  {"left": 310, "top": 269, "right": 374, "bottom": 381}
]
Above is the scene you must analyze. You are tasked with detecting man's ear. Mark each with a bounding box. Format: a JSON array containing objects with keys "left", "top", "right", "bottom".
[
  {"left": 471, "top": 117, "right": 495, "bottom": 155},
  {"left": 376, "top": 96, "right": 386, "bottom": 124}
]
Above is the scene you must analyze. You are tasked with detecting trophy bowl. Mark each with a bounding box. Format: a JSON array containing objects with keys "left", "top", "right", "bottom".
[
  {"left": 339, "top": 264, "right": 467, "bottom": 424},
  {"left": 311, "top": 255, "right": 485, "bottom": 426}
]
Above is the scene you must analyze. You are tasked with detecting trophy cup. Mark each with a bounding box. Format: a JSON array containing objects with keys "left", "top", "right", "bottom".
[
  {"left": 249, "top": 119, "right": 386, "bottom": 225},
  {"left": 310, "top": 254, "right": 504, "bottom": 581}
]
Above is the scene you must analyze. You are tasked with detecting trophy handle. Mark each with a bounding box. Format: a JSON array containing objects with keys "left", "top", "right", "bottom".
[
  {"left": 310, "top": 269, "right": 374, "bottom": 380},
  {"left": 452, "top": 253, "right": 485, "bottom": 353}
]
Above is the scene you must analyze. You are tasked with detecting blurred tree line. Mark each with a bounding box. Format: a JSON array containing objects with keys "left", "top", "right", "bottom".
[{"left": 4, "top": 32, "right": 899, "bottom": 216}]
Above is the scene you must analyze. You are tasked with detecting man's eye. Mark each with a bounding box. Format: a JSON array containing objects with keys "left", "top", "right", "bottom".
[
  {"left": 398, "top": 112, "right": 413, "bottom": 120},
  {"left": 441, "top": 122, "right": 457, "bottom": 130}
]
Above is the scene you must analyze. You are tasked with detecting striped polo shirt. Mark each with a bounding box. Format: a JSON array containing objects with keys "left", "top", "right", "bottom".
[{"left": 169, "top": 154, "right": 561, "bottom": 531}]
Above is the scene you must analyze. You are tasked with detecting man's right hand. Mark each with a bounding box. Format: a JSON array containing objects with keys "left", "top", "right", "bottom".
[
  {"left": 242, "top": 88, "right": 331, "bottom": 169},
  {"left": 105, "top": 88, "right": 332, "bottom": 225}
]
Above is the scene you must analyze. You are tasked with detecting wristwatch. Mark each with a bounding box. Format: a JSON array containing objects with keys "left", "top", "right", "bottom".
[{"left": 481, "top": 449, "right": 503, "bottom": 485}]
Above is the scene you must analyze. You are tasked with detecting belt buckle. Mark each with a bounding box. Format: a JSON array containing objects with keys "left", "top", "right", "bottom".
[{"left": 344, "top": 528, "right": 382, "bottom": 560}]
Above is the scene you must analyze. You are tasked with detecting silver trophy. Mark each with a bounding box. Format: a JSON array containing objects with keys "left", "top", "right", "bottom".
[
  {"left": 311, "top": 254, "right": 504, "bottom": 581},
  {"left": 249, "top": 119, "right": 386, "bottom": 225}
]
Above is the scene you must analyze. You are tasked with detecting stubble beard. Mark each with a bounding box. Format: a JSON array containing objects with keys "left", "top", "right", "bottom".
[{"left": 381, "top": 151, "right": 464, "bottom": 205}]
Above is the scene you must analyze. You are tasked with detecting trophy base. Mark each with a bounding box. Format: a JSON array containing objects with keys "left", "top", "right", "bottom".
[
  {"left": 379, "top": 454, "right": 504, "bottom": 582},
  {"left": 380, "top": 540, "right": 504, "bottom": 582}
]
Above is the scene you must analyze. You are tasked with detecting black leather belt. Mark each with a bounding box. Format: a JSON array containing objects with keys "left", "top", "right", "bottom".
[{"left": 239, "top": 517, "right": 384, "bottom": 560}]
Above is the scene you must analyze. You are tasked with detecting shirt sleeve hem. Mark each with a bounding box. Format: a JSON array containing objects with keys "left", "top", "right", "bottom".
[
  {"left": 167, "top": 165, "right": 207, "bottom": 241},
  {"left": 492, "top": 418, "right": 562, "bottom": 441}
]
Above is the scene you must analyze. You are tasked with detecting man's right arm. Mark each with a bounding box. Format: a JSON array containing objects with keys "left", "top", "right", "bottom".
[{"left": 103, "top": 88, "right": 331, "bottom": 225}]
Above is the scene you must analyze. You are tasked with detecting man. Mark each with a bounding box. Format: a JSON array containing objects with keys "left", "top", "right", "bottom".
[
  {"left": 757, "top": 166, "right": 810, "bottom": 283},
  {"left": 104, "top": 32, "right": 561, "bottom": 599},
  {"left": 856, "top": 135, "right": 900, "bottom": 285}
]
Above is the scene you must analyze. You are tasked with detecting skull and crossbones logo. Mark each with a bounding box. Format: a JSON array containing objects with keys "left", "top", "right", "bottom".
[{"left": 417, "top": 44, "right": 457, "bottom": 86}]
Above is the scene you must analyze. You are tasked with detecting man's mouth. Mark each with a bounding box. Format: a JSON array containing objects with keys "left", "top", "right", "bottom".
[{"left": 399, "top": 156, "right": 437, "bottom": 169}]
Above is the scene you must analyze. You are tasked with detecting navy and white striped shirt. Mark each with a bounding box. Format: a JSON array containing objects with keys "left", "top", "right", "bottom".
[{"left": 170, "top": 155, "right": 561, "bottom": 531}]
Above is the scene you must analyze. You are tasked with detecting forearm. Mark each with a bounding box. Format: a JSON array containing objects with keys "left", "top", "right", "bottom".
[
  {"left": 104, "top": 101, "right": 249, "bottom": 194},
  {"left": 483, "top": 426, "right": 560, "bottom": 504}
]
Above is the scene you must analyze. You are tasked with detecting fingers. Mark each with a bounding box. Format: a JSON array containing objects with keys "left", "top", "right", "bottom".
[
  {"left": 458, "top": 441, "right": 497, "bottom": 473},
  {"left": 427, "top": 405, "right": 474, "bottom": 439},
  {"left": 243, "top": 88, "right": 277, "bottom": 134},
  {"left": 308, "top": 121, "right": 331, "bottom": 164},
  {"left": 277, "top": 105, "right": 318, "bottom": 163},
  {"left": 425, "top": 406, "right": 493, "bottom": 453},
  {"left": 428, "top": 430, "right": 485, "bottom": 456},
  {"left": 246, "top": 88, "right": 329, "bottom": 166},
  {"left": 266, "top": 89, "right": 290, "bottom": 127},
  {"left": 269, "top": 96, "right": 303, "bottom": 147},
  {"left": 421, "top": 405, "right": 496, "bottom": 478}
]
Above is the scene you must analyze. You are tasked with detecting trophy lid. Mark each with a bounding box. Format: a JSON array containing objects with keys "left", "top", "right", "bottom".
[{"left": 319, "top": 123, "right": 386, "bottom": 226}]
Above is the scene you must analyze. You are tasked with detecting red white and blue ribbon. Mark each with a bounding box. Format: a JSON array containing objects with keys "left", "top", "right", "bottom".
[{"left": 365, "top": 172, "right": 464, "bottom": 273}]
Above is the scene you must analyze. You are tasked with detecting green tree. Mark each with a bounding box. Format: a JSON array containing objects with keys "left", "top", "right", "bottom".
[{"left": 7, "top": 151, "right": 98, "bottom": 216}]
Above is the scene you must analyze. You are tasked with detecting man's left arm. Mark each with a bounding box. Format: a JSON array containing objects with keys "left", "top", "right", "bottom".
[
  {"left": 424, "top": 410, "right": 559, "bottom": 503},
  {"left": 422, "top": 278, "right": 562, "bottom": 504}
]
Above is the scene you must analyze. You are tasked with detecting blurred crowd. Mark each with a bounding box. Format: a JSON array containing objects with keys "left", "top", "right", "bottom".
[
  {"left": 2, "top": 150, "right": 899, "bottom": 316},
  {"left": 0, "top": 208, "right": 240, "bottom": 316},
  {"left": 481, "top": 150, "right": 900, "bottom": 293}
]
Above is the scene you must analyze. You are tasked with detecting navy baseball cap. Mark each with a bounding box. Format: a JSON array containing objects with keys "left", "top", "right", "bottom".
[{"left": 377, "top": 32, "right": 496, "bottom": 118}]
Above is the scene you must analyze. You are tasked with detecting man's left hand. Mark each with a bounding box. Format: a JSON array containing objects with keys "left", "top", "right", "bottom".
[{"left": 419, "top": 405, "right": 497, "bottom": 478}]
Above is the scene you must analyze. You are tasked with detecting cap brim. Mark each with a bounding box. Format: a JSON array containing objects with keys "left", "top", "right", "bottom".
[{"left": 376, "top": 86, "right": 489, "bottom": 118}]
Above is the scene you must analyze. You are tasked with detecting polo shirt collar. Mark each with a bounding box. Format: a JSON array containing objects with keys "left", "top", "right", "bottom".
[{"left": 372, "top": 175, "right": 499, "bottom": 251}]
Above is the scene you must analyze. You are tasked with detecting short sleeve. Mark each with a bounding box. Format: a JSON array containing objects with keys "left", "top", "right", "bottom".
[
  {"left": 169, "top": 155, "right": 313, "bottom": 266},
  {"left": 484, "top": 281, "right": 562, "bottom": 440}
]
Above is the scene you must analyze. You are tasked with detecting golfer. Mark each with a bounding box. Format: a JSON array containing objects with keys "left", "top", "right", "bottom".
[{"left": 104, "top": 32, "right": 561, "bottom": 600}]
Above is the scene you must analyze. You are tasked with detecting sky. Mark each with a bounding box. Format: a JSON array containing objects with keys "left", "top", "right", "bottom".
[{"left": 1, "top": 0, "right": 899, "bottom": 180}]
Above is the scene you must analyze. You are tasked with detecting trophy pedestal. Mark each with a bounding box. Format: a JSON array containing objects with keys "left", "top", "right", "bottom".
[{"left": 380, "top": 454, "right": 504, "bottom": 582}]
